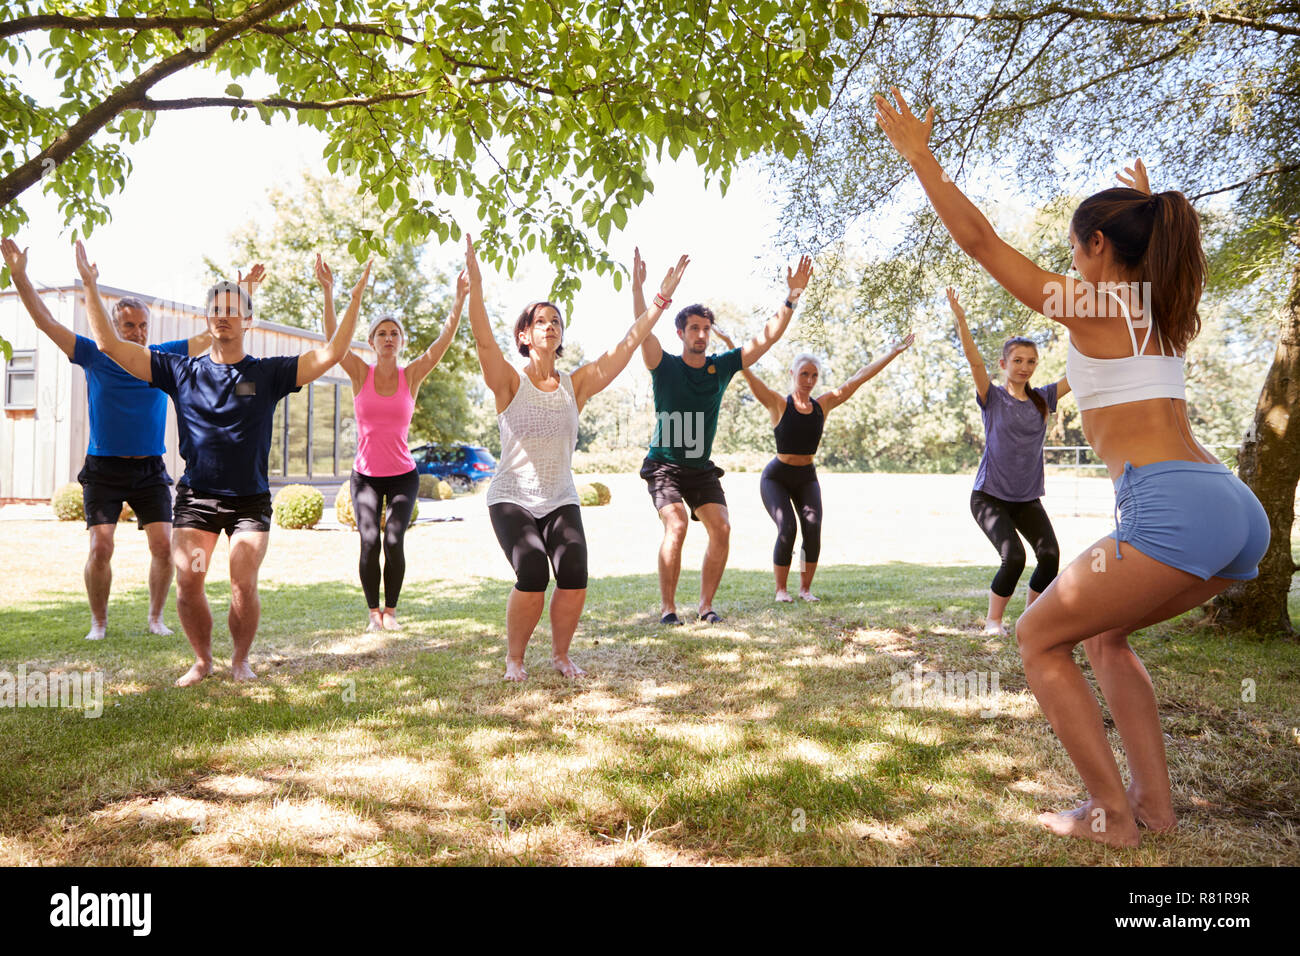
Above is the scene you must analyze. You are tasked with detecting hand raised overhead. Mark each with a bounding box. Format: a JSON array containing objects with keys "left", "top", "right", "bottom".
[
  {"left": 74, "top": 240, "right": 98, "bottom": 285},
  {"left": 314, "top": 253, "right": 333, "bottom": 290},
  {"left": 1116, "top": 158, "right": 1150, "bottom": 195},
  {"left": 786, "top": 254, "right": 814, "bottom": 302},
  {"left": 874, "top": 86, "right": 935, "bottom": 163}
]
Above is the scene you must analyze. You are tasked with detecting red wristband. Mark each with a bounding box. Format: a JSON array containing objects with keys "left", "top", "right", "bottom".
[{"left": 654, "top": 293, "right": 671, "bottom": 309}]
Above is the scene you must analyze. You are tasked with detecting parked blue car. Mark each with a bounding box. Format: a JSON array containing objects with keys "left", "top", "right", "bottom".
[{"left": 410, "top": 442, "right": 496, "bottom": 491}]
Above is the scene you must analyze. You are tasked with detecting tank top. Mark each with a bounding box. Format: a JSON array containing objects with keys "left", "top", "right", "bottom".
[
  {"left": 486, "top": 368, "right": 580, "bottom": 518},
  {"left": 352, "top": 364, "right": 417, "bottom": 477},
  {"left": 773, "top": 395, "right": 824, "bottom": 455},
  {"left": 1066, "top": 288, "right": 1186, "bottom": 411}
]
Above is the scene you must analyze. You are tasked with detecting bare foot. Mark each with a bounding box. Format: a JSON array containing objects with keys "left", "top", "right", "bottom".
[
  {"left": 503, "top": 659, "right": 527, "bottom": 682},
  {"left": 775, "top": 589, "right": 794, "bottom": 603},
  {"left": 366, "top": 611, "right": 384, "bottom": 632},
  {"left": 85, "top": 621, "right": 107, "bottom": 641},
  {"left": 230, "top": 660, "right": 257, "bottom": 682},
  {"left": 147, "top": 617, "right": 174, "bottom": 636},
  {"left": 1128, "top": 786, "right": 1177, "bottom": 832},
  {"left": 552, "top": 656, "right": 587, "bottom": 678},
  {"left": 1037, "top": 799, "right": 1140, "bottom": 847},
  {"left": 798, "top": 589, "right": 819, "bottom": 602},
  {"left": 382, "top": 610, "right": 402, "bottom": 631},
  {"left": 175, "top": 660, "right": 211, "bottom": 687},
  {"left": 982, "top": 619, "right": 1007, "bottom": 637}
]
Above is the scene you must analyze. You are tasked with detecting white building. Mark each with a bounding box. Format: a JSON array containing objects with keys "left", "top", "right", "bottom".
[{"left": 1, "top": 279, "right": 372, "bottom": 502}]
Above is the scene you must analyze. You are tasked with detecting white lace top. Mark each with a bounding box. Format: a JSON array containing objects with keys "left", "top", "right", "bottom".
[{"left": 486, "top": 368, "right": 580, "bottom": 517}]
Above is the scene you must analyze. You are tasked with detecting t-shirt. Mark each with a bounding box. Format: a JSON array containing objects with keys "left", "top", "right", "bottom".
[
  {"left": 646, "top": 347, "right": 743, "bottom": 469},
  {"left": 72, "top": 335, "right": 189, "bottom": 457},
  {"left": 150, "top": 351, "right": 302, "bottom": 497},
  {"left": 973, "top": 381, "right": 1059, "bottom": 502}
]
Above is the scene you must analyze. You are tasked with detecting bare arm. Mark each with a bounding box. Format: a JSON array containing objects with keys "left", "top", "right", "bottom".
[
  {"left": 74, "top": 241, "right": 153, "bottom": 382},
  {"left": 946, "top": 287, "right": 991, "bottom": 404},
  {"left": 298, "top": 259, "right": 371, "bottom": 387},
  {"left": 2, "top": 239, "right": 77, "bottom": 359},
  {"left": 315, "top": 254, "right": 368, "bottom": 390},
  {"left": 1055, "top": 375, "right": 1071, "bottom": 401},
  {"left": 463, "top": 234, "right": 519, "bottom": 407},
  {"left": 406, "top": 269, "right": 468, "bottom": 397},
  {"left": 818, "top": 333, "right": 915, "bottom": 414},
  {"left": 574, "top": 253, "right": 690, "bottom": 410},
  {"left": 876, "top": 88, "right": 1100, "bottom": 332},
  {"left": 741, "top": 255, "right": 813, "bottom": 368},
  {"left": 633, "top": 247, "right": 664, "bottom": 371},
  {"left": 713, "top": 326, "right": 784, "bottom": 423}
]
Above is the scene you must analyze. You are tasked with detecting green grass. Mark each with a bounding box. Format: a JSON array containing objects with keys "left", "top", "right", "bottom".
[{"left": 2, "top": 560, "right": 1298, "bottom": 866}]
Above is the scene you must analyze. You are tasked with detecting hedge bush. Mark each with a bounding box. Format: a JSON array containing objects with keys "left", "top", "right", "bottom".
[
  {"left": 589, "top": 481, "right": 611, "bottom": 505},
  {"left": 51, "top": 483, "right": 84, "bottom": 521},
  {"left": 577, "top": 484, "right": 600, "bottom": 507},
  {"left": 272, "top": 484, "right": 324, "bottom": 529}
]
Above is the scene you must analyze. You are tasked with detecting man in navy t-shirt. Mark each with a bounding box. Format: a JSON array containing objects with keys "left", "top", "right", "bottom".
[
  {"left": 77, "top": 241, "right": 371, "bottom": 687},
  {"left": 1, "top": 238, "right": 214, "bottom": 642}
]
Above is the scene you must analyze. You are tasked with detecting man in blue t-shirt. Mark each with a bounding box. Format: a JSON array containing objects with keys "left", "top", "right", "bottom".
[
  {"left": 1, "top": 238, "right": 216, "bottom": 642},
  {"left": 632, "top": 247, "right": 813, "bottom": 626},
  {"left": 77, "top": 241, "right": 370, "bottom": 687}
]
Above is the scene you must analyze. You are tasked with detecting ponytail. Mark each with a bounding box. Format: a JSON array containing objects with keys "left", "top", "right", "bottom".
[{"left": 1070, "top": 187, "right": 1206, "bottom": 353}]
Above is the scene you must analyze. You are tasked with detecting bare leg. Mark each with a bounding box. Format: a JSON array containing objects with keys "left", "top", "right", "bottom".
[
  {"left": 549, "top": 587, "right": 587, "bottom": 677},
  {"left": 504, "top": 587, "right": 546, "bottom": 681},
  {"left": 1083, "top": 575, "right": 1231, "bottom": 831},
  {"left": 227, "top": 530, "right": 270, "bottom": 681},
  {"left": 172, "top": 528, "right": 218, "bottom": 686},
  {"left": 84, "top": 524, "right": 116, "bottom": 640},
  {"left": 985, "top": 591, "right": 1011, "bottom": 635},
  {"left": 773, "top": 564, "right": 793, "bottom": 602},
  {"left": 694, "top": 503, "right": 730, "bottom": 617},
  {"left": 656, "top": 502, "right": 689, "bottom": 618},
  {"left": 798, "top": 561, "right": 819, "bottom": 601},
  {"left": 143, "top": 521, "right": 175, "bottom": 634},
  {"left": 1016, "top": 536, "right": 1211, "bottom": 847}
]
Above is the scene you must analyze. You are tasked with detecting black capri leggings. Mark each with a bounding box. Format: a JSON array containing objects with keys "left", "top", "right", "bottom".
[
  {"left": 759, "top": 458, "right": 823, "bottom": 566},
  {"left": 969, "top": 489, "right": 1060, "bottom": 598},
  {"left": 351, "top": 468, "right": 420, "bottom": 610},
  {"left": 488, "top": 502, "right": 588, "bottom": 592}
]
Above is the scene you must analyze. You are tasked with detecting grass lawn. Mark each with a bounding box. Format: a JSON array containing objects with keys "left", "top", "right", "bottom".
[{"left": 1, "top": 477, "right": 1297, "bottom": 866}]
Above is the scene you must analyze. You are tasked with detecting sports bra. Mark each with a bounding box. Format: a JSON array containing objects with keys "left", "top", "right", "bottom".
[
  {"left": 774, "top": 394, "right": 824, "bottom": 455},
  {"left": 1065, "top": 287, "right": 1186, "bottom": 411}
]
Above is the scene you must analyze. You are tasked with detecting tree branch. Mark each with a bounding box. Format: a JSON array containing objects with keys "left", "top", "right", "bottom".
[{"left": 1189, "top": 162, "right": 1300, "bottom": 201}]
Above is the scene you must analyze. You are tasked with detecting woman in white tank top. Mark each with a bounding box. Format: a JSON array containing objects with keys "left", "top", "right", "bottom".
[
  {"left": 879, "top": 92, "right": 1268, "bottom": 848},
  {"left": 464, "top": 235, "right": 690, "bottom": 681}
]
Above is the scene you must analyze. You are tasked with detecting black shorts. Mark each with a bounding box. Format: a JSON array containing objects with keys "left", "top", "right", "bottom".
[
  {"left": 172, "top": 482, "right": 273, "bottom": 536},
  {"left": 77, "top": 455, "right": 173, "bottom": 528},
  {"left": 639, "top": 457, "right": 727, "bottom": 521}
]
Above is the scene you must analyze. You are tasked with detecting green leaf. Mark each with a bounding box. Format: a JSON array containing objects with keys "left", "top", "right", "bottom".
[{"left": 225, "top": 83, "right": 244, "bottom": 98}]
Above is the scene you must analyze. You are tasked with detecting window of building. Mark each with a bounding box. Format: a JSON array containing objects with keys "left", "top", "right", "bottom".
[{"left": 4, "top": 351, "right": 36, "bottom": 409}]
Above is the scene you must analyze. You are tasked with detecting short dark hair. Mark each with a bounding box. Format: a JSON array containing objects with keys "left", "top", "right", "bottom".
[
  {"left": 675, "top": 304, "right": 714, "bottom": 332},
  {"left": 514, "top": 301, "right": 565, "bottom": 357},
  {"left": 205, "top": 281, "right": 253, "bottom": 318}
]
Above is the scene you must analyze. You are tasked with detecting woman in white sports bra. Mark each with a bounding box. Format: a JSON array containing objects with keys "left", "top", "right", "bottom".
[
  {"left": 878, "top": 90, "right": 1269, "bottom": 848},
  {"left": 464, "top": 235, "right": 690, "bottom": 682}
]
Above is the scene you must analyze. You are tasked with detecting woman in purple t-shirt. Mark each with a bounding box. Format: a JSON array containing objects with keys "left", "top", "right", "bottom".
[{"left": 949, "top": 287, "right": 1072, "bottom": 636}]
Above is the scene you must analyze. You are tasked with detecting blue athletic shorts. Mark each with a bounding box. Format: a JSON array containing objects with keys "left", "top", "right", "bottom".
[{"left": 1111, "top": 460, "right": 1270, "bottom": 580}]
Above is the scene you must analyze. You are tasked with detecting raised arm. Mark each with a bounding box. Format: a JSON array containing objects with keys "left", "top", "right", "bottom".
[
  {"left": 946, "top": 287, "right": 991, "bottom": 404},
  {"left": 2, "top": 239, "right": 76, "bottom": 359},
  {"left": 818, "top": 333, "right": 915, "bottom": 414},
  {"left": 573, "top": 253, "right": 689, "bottom": 410},
  {"left": 1055, "top": 375, "right": 1071, "bottom": 401},
  {"left": 713, "top": 326, "right": 785, "bottom": 423},
  {"left": 633, "top": 247, "right": 664, "bottom": 371},
  {"left": 875, "top": 88, "right": 1100, "bottom": 331},
  {"left": 74, "top": 241, "right": 152, "bottom": 382},
  {"left": 315, "top": 254, "right": 368, "bottom": 389},
  {"left": 463, "top": 234, "right": 518, "bottom": 406},
  {"left": 741, "top": 255, "right": 812, "bottom": 368},
  {"left": 406, "top": 269, "right": 468, "bottom": 397},
  {"left": 297, "top": 258, "right": 370, "bottom": 387}
]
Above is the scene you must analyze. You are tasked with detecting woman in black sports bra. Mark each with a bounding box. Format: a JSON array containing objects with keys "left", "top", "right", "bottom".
[{"left": 715, "top": 329, "right": 914, "bottom": 602}]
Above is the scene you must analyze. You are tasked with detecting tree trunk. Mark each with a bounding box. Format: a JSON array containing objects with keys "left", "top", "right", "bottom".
[{"left": 1211, "top": 257, "right": 1300, "bottom": 636}]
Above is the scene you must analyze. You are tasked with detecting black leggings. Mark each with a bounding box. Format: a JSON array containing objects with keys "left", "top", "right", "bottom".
[
  {"left": 969, "top": 490, "right": 1060, "bottom": 598},
  {"left": 351, "top": 468, "right": 420, "bottom": 609},
  {"left": 760, "top": 458, "right": 823, "bottom": 566},
  {"left": 488, "top": 502, "right": 588, "bottom": 592}
]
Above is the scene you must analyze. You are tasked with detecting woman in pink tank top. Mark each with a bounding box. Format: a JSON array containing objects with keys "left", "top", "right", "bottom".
[{"left": 320, "top": 258, "right": 469, "bottom": 632}]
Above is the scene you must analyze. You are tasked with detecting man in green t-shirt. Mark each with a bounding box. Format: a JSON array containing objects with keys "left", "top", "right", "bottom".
[{"left": 634, "top": 247, "right": 813, "bottom": 625}]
